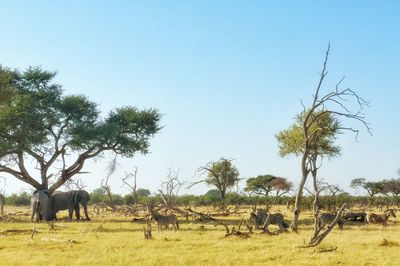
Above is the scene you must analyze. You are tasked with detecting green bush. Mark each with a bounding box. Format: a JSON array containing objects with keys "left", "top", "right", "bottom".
[{"left": 6, "top": 192, "right": 31, "bottom": 206}]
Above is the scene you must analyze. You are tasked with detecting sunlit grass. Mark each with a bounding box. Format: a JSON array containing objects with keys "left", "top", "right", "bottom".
[{"left": 1, "top": 205, "right": 400, "bottom": 265}]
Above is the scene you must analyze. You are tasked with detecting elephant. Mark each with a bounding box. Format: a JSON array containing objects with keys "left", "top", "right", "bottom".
[
  {"left": 52, "top": 190, "right": 91, "bottom": 221},
  {"left": 0, "top": 193, "right": 5, "bottom": 217},
  {"left": 31, "top": 190, "right": 53, "bottom": 222}
]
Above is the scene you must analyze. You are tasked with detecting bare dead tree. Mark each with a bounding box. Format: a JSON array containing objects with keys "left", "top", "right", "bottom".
[
  {"left": 321, "top": 181, "right": 342, "bottom": 211},
  {"left": 158, "top": 168, "right": 185, "bottom": 207},
  {"left": 121, "top": 167, "right": 139, "bottom": 205},
  {"left": 64, "top": 177, "right": 87, "bottom": 191},
  {"left": 101, "top": 155, "right": 118, "bottom": 205},
  {"left": 285, "top": 44, "right": 371, "bottom": 231}
]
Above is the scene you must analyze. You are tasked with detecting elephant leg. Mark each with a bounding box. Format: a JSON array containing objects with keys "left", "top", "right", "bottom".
[
  {"left": 83, "top": 205, "right": 90, "bottom": 220},
  {"left": 31, "top": 208, "right": 35, "bottom": 222},
  {"left": 74, "top": 206, "right": 81, "bottom": 220},
  {"left": 36, "top": 206, "right": 41, "bottom": 222},
  {"left": 68, "top": 208, "right": 74, "bottom": 221}
]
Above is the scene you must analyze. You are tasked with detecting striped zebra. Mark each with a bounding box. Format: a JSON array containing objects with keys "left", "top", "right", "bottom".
[
  {"left": 318, "top": 212, "right": 344, "bottom": 230},
  {"left": 149, "top": 208, "right": 179, "bottom": 233},
  {"left": 366, "top": 209, "right": 396, "bottom": 227},
  {"left": 250, "top": 209, "right": 289, "bottom": 232}
]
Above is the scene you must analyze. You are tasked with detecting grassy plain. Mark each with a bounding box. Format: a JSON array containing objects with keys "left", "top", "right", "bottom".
[{"left": 1, "top": 205, "right": 400, "bottom": 266}]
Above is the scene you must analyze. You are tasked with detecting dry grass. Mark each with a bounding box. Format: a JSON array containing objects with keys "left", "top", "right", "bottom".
[{"left": 1, "top": 205, "right": 400, "bottom": 265}]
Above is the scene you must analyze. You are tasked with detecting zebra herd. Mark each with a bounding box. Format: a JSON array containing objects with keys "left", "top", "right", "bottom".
[{"left": 145, "top": 206, "right": 397, "bottom": 233}]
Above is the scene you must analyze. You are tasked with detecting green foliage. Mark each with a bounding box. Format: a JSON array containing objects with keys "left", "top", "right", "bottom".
[
  {"left": 0, "top": 65, "right": 17, "bottom": 105},
  {"left": 0, "top": 66, "right": 161, "bottom": 190},
  {"left": 137, "top": 188, "right": 151, "bottom": 197},
  {"left": 204, "top": 158, "right": 240, "bottom": 197},
  {"left": 383, "top": 178, "right": 400, "bottom": 196},
  {"left": 90, "top": 188, "right": 107, "bottom": 203},
  {"left": 5, "top": 192, "right": 31, "bottom": 206},
  {"left": 245, "top": 175, "right": 292, "bottom": 196},
  {"left": 350, "top": 178, "right": 385, "bottom": 197},
  {"left": 276, "top": 111, "right": 341, "bottom": 158}
]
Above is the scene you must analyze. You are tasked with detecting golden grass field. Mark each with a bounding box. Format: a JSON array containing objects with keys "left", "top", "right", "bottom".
[{"left": 1, "top": 205, "right": 400, "bottom": 266}]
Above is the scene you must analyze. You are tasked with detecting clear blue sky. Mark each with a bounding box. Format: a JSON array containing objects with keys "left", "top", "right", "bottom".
[{"left": 0, "top": 1, "right": 399, "bottom": 196}]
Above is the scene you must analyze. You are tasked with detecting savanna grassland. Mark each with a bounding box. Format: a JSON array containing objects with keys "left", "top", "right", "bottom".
[{"left": 1, "top": 205, "right": 400, "bottom": 266}]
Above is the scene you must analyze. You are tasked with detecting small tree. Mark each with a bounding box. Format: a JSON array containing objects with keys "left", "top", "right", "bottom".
[
  {"left": 137, "top": 188, "right": 151, "bottom": 197},
  {"left": 382, "top": 178, "right": 400, "bottom": 208},
  {"left": 245, "top": 175, "right": 293, "bottom": 211},
  {"left": 350, "top": 178, "right": 384, "bottom": 208},
  {"left": 192, "top": 158, "right": 240, "bottom": 210}
]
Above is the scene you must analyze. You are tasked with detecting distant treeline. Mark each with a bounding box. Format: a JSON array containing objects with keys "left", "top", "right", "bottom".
[{"left": 4, "top": 188, "right": 399, "bottom": 210}]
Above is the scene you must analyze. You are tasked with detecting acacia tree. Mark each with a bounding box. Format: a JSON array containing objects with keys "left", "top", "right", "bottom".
[
  {"left": 244, "top": 174, "right": 293, "bottom": 211},
  {"left": 0, "top": 66, "right": 161, "bottom": 193},
  {"left": 277, "top": 110, "right": 341, "bottom": 232},
  {"left": 350, "top": 178, "right": 384, "bottom": 208},
  {"left": 192, "top": 158, "right": 240, "bottom": 210},
  {"left": 383, "top": 178, "right": 400, "bottom": 207},
  {"left": 276, "top": 45, "right": 371, "bottom": 237}
]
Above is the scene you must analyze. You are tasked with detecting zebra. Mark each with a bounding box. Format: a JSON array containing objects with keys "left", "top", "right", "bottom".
[
  {"left": 148, "top": 208, "right": 179, "bottom": 233},
  {"left": 250, "top": 209, "right": 289, "bottom": 232},
  {"left": 366, "top": 209, "right": 396, "bottom": 227},
  {"left": 318, "top": 212, "right": 344, "bottom": 230}
]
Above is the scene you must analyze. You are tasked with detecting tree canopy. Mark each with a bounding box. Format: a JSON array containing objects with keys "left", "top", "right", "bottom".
[
  {"left": 350, "top": 178, "right": 384, "bottom": 197},
  {"left": 0, "top": 66, "right": 161, "bottom": 192},
  {"left": 276, "top": 110, "right": 341, "bottom": 160},
  {"left": 245, "top": 174, "right": 292, "bottom": 197},
  {"left": 193, "top": 158, "right": 240, "bottom": 208}
]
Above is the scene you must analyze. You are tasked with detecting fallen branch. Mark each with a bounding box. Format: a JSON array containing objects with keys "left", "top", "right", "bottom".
[
  {"left": 185, "top": 208, "right": 216, "bottom": 222},
  {"left": 316, "top": 247, "right": 338, "bottom": 253},
  {"left": 41, "top": 237, "right": 80, "bottom": 244},
  {"left": 1, "top": 229, "right": 38, "bottom": 235},
  {"left": 308, "top": 203, "right": 347, "bottom": 247}
]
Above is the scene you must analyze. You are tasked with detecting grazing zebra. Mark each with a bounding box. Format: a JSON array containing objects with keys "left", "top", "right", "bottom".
[
  {"left": 366, "top": 209, "right": 396, "bottom": 227},
  {"left": 318, "top": 212, "right": 344, "bottom": 230},
  {"left": 148, "top": 208, "right": 179, "bottom": 233},
  {"left": 250, "top": 209, "right": 289, "bottom": 232}
]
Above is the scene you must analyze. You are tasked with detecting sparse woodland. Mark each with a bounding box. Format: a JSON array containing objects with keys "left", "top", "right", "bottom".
[{"left": 1, "top": 48, "right": 399, "bottom": 265}]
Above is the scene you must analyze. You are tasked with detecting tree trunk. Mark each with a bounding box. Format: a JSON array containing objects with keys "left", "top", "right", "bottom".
[
  {"left": 311, "top": 170, "right": 320, "bottom": 240},
  {"left": 220, "top": 190, "right": 226, "bottom": 210},
  {"left": 291, "top": 171, "right": 308, "bottom": 231},
  {"left": 308, "top": 204, "right": 346, "bottom": 247},
  {"left": 291, "top": 150, "right": 310, "bottom": 231}
]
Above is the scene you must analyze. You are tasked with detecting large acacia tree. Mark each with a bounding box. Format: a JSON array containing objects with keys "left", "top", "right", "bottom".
[
  {"left": 276, "top": 45, "right": 371, "bottom": 238},
  {"left": 0, "top": 66, "right": 161, "bottom": 193}
]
